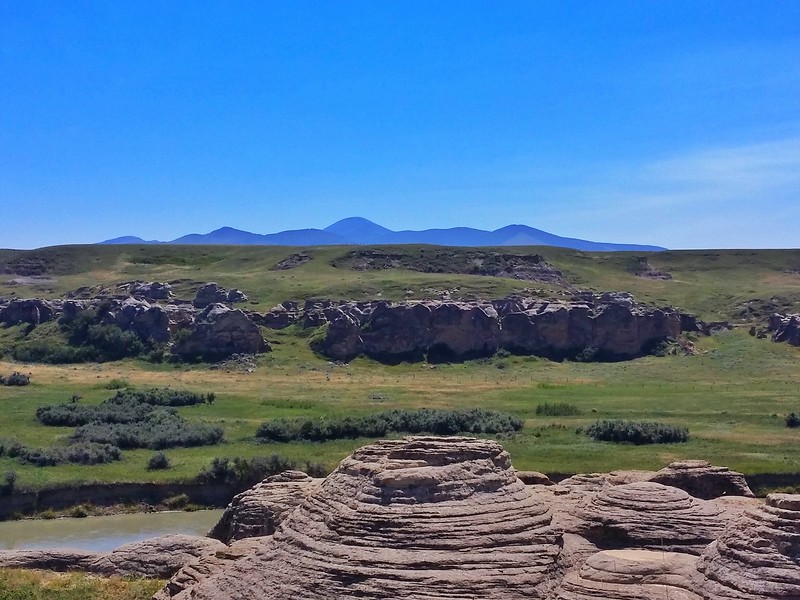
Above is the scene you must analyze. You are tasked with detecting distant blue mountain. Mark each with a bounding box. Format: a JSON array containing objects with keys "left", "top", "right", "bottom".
[{"left": 99, "top": 217, "right": 665, "bottom": 251}]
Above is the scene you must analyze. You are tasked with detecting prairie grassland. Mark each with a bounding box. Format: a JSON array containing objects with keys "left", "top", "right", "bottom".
[{"left": 2, "top": 327, "right": 799, "bottom": 489}]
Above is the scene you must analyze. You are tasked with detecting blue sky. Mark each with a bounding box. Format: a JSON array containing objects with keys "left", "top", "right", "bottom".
[{"left": 1, "top": 1, "right": 799, "bottom": 249}]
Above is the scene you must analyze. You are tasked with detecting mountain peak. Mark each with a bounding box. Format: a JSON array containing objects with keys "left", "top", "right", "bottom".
[{"left": 324, "top": 217, "right": 393, "bottom": 244}]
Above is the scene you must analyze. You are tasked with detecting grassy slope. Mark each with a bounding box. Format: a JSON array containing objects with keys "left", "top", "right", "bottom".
[
  {"left": 1, "top": 244, "right": 800, "bottom": 489},
  {"left": 2, "top": 244, "right": 799, "bottom": 319}
]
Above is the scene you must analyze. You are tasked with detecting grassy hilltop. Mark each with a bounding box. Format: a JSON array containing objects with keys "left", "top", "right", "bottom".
[{"left": 1, "top": 244, "right": 799, "bottom": 492}]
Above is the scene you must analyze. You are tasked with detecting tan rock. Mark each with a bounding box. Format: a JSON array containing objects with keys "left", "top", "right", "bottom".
[
  {"left": 698, "top": 493, "right": 800, "bottom": 598},
  {"left": 0, "top": 548, "right": 103, "bottom": 571},
  {"left": 567, "top": 481, "right": 728, "bottom": 554},
  {"left": 208, "top": 470, "right": 322, "bottom": 544},
  {"left": 555, "top": 549, "right": 702, "bottom": 599},
  {"left": 178, "top": 436, "right": 562, "bottom": 599},
  {"left": 648, "top": 460, "right": 754, "bottom": 499},
  {"left": 88, "top": 534, "right": 226, "bottom": 579}
]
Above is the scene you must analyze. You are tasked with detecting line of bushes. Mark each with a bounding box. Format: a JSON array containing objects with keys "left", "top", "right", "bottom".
[
  {"left": 0, "top": 438, "right": 121, "bottom": 466},
  {"left": 584, "top": 420, "right": 689, "bottom": 444},
  {"left": 72, "top": 410, "right": 224, "bottom": 450},
  {"left": 36, "top": 388, "right": 214, "bottom": 427},
  {"left": 255, "top": 408, "right": 524, "bottom": 443},
  {"left": 195, "top": 455, "right": 328, "bottom": 490}
]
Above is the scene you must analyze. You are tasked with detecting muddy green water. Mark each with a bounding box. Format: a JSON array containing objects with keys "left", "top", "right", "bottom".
[{"left": 0, "top": 510, "right": 223, "bottom": 552}]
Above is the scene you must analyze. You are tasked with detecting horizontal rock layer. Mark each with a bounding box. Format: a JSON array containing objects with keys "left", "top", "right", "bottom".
[
  {"left": 185, "top": 436, "right": 562, "bottom": 599},
  {"left": 698, "top": 493, "right": 800, "bottom": 598}
]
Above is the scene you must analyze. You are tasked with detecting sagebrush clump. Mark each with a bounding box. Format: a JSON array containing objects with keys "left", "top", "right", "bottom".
[
  {"left": 584, "top": 420, "right": 688, "bottom": 444},
  {"left": 255, "top": 408, "right": 523, "bottom": 443}
]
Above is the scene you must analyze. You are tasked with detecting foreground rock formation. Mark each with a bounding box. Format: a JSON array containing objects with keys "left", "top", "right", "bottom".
[
  {"left": 698, "top": 493, "right": 800, "bottom": 599},
  {"left": 208, "top": 470, "right": 322, "bottom": 544},
  {"left": 3, "top": 437, "right": 797, "bottom": 599},
  {"left": 182, "top": 437, "right": 562, "bottom": 599}
]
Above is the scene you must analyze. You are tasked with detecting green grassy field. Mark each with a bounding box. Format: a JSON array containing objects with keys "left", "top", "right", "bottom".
[
  {"left": 0, "top": 569, "right": 163, "bottom": 600},
  {"left": 1, "top": 244, "right": 799, "bottom": 490}
]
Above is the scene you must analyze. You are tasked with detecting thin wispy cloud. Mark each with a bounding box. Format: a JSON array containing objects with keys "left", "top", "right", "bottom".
[{"left": 535, "top": 138, "right": 800, "bottom": 249}]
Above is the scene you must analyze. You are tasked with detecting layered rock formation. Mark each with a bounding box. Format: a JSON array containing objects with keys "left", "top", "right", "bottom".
[
  {"left": 649, "top": 460, "right": 754, "bottom": 500},
  {"left": 0, "top": 535, "right": 225, "bottom": 579},
  {"left": 88, "top": 534, "right": 227, "bottom": 578},
  {"left": 565, "top": 481, "right": 728, "bottom": 554},
  {"left": 311, "top": 292, "right": 700, "bottom": 363},
  {"left": 555, "top": 549, "right": 701, "bottom": 599},
  {"left": 698, "top": 493, "right": 800, "bottom": 598},
  {"left": 208, "top": 470, "right": 322, "bottom": 544},
  {"left": 181, "top": 436, "right": 562, "bottom": 599}
]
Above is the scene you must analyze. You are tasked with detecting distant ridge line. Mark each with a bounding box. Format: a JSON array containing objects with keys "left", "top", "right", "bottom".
[{"left": 99, "top": 216, "right": 666, "bottom": 252}]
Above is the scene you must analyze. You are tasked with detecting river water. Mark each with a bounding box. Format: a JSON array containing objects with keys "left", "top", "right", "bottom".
[{"left": 0, "top": 509, "right": 223, "bottom": 552}]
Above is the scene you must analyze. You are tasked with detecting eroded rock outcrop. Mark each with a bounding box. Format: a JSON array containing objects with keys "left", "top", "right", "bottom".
[
  {"left": 0, "top": 548, "right": 104, "bottom": 572},
  {"left": 697, "top": 493, "right": 800, "bottom": 599},
  {"left": 769, "top": 313, "right": 800, "bottom": 346},
  {"left": 172, "top": 304, "right": 270, "bottom": 361},
  {"left": 193, "top": 283, "right": 248, "bottom": 309},
  {"left": 555, "top": 549, "right": 701, "bottom": 600},
  {"left": 99, "top": 297, "right": 171, "bottom": 342},
  {"left": 565, "top": 481, "right": 728, "bottom": 554},
  {"left": 87, "top": 534, "right": 226, "bottom": 579},
  {"left": 313, "top": 293, "right": 697, "bottom": 363},
  {"left": 0, "top": 298, "right": 56, "bottom": 325},
  {"left": 649, "top": 460, "right": 754, "bottom": 500},
  {"left": 208, "top": 470, "right": 322, "bottom": 544},
  {"left": 179, "top": 436, "right": 563, "bottom": 600}
]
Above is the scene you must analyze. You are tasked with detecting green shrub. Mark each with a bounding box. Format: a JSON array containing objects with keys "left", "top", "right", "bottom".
[
  {"left": 585, "top": 420, "right": 688, "bottom": 444},
  {"left": 147, "top": 452, "right": 171, "bottom": 471},
  {"left": 72, "top": 410, "right": 224, "bottom": 450},
  {"left": 36, "top": 387, "right": 213, "bottom": 426},
  {"left": 1, "top": 371, "right": 31, "bottom": 386},
  {"left": 195, "top": 455, "right": 326, "bottom": 489},
  {"left": 535, "top": 402, "right": 581, "bottom": 416},
  {"left": 786, "top": 413, "right": 800, "bottom": 428},
  {"left": 104, "top": 378, "right": 132, "bottom": 390},
  {"left": 255, "top": 408, "right": 523, "bottom": 443},
  {"left": 16, "top": 442, "right": 122, "bottom": 466}
]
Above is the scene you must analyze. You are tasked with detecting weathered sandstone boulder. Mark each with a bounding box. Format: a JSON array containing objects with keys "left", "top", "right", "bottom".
[
  {"left": 118, "top": 280, "right": 172, "bottom": 300},
  {"left": 516, "top": 470, "right": 554, "bottom": 485},
  {"left": 153, "top": 539, "right": 263, "bottom": 600},
  {"left": 649, "top": 460, "right": 754, "bottom": 499},
  {"left": 0, "top": 548, "right": 104, "bottom": 571},
  {"left": 566, "top": 481, "right": 728, "bottom": 554},
  {"left": 0, "top": 298, "right": 55, "bottom": 325},
  {"left": 555, "top": 549, "right": 701, "bottom": 600},
  {"left": 100, "top": 297, "right": 171, "bottom": 342},
  {"left": 208, "top": 470, "right": 322, "bottom": 544},
  {"left": 88, "top": 534, "right": 226, "bottom": 579},
  {"left": 178, "top": 436, "right": 563, "bottom": 599},
  {"left": 697, "top": 493, "right": 800, "bottom": 599},
  {"left": 172, "top": 304, "right": 270, "bottom": 361},
  {"left": 193, "top": 283, "right": 247, "bottom": 308}
]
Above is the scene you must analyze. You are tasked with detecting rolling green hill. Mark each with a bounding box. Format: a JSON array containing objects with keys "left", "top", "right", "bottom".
[{"left": 2, "top": 244, "right": 800, "bottom": 321}]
